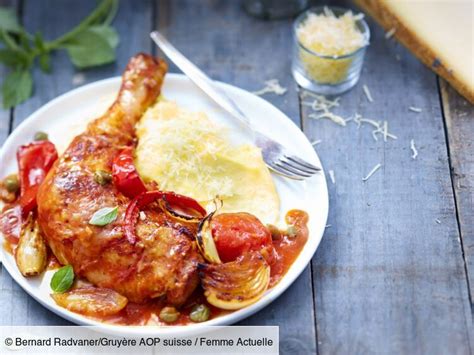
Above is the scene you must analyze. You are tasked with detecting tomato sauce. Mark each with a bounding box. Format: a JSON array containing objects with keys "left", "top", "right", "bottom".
[
  {"left": 96, "top": 287, "right": 229, "bottom": 326},
  {"left": 270, "top": 210, "right": 309, "bottom": 286}
]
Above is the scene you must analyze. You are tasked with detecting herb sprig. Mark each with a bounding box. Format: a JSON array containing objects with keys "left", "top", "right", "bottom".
[
  {"left": 50, "top": 265, "right": 75, "bottom": 293},
  {"left": 89, "top": 206, "right": 119, "bottom": 226},
  {"left": 0, "top": 0, "right": 119, "bottom": 109}
]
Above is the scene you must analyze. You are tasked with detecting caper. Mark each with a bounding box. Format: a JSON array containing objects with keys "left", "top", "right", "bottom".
[
  {"left": 189, "top": 304, "right": 210, "bottom": 323},
  {"left": 33, "top": 131, "right": 48, "bottom": 141},
  {"left": 286, "top": 225, "right": 298, "bottom": 238},
  {"left": 94, "top": 170, "right": 112, "bottom": 185},
  {"left": 159, "top": 306, "right": 180, "bottom": 323},
  {"left": 4, "top": 174, "right": 19, "bottom": 193}
]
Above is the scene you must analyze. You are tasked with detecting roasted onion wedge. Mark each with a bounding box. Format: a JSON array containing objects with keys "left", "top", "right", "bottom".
[
  {"left": 198, "top": 252, "right": 270, "bottom": 310},
  {"left": 196, "top": 210, "right": 222, "bottom": 264},
  {"left": 15, "top": 214, "right": 47, "bottom": 277},
  {"left": 51, "top": 287, "right": 128, "bottom": 316},
  {"left": 159, "top": 199, "right": 202, "bottom": 224}
]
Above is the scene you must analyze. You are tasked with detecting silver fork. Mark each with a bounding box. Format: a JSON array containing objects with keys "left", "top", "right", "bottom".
[{"left": 150, "top": 31, "right": 320, "bottom": 180}]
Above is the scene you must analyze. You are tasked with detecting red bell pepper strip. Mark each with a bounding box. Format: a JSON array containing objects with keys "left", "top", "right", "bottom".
[
  {"left": 17, "top": 141, "right": 58, "bottom": 216},
  {"left": 112, "top": 147, "right": 147, "bottom": 198},
  {"left": 124, "top": 190, "right": 207, "bottom": 244}
]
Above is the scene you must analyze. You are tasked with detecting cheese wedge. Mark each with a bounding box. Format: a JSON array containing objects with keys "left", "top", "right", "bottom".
[{"left": 356, "top": 0, "right": 474, "bottom": 103}]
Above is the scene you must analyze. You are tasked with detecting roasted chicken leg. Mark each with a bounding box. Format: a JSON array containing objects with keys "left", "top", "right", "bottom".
[{"left": 37, "top": 54, "right": 202, "bottom": 304}]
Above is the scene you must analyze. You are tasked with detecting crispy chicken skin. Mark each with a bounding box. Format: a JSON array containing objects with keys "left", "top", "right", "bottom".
[{"left": 37, "top": 54, "right": 202, "bottom": 304}]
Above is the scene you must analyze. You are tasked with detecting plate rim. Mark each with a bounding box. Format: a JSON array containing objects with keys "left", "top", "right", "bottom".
[{"left": 0, "top": 74, "right": 328, "bottom": 336}]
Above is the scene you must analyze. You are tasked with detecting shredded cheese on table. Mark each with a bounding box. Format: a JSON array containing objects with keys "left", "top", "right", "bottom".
[
  {"left": 363, "top": 84, "right": 374, "bottom": 103},
  {"left": 252, "top": 79, "right": 287, "bottom": 96},
  {"left": 353, "top": 113, "right": 397, "bottom": 142},
  {"left": 362, "top": 163, "right": 382, "bottom": 182},
  {"left": 409, "top": 106, "right": 422, "bottom": 113},
  {"left": 303, "top": 92, "right": 398, "bottom": 142},
  {"left": 410, "top": 139, "right": 418, "bottom": 159},
  {"left": 303, "top": 92, "right": 347, "bottom": 126},
  {"left": 296, "top": 7, "right": 367, "bottom": 84},
  {"left": 328, "top": 170, "right": 336, "bottom": 184},
  {"left": 308, "top": 111, "right": 347, "bottom": 126}
]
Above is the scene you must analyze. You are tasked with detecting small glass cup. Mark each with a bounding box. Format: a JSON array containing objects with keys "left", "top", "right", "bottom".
[
  {"left": 244, "top": 0, "right": 309, "bottom": 20},
  {"left": 292, "top": 6, "right": 370, "bottom": 95}
]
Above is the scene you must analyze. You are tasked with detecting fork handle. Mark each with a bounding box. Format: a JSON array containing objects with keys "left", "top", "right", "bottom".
[{"left": 150, "top": 31, "right": 252, "bottom": 129}]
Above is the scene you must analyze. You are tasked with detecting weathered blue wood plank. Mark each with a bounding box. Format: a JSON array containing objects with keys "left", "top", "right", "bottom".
[
  {"left": 155, "top": 1, "right": 316, "bottom": 353},
  {"left": 441, "top": 79, "right": 474, "bottom": 305},
  {"left": 0, "top": 0, "right": 16, "bottom": 145},
  {"left": 302, "top": 2, "right": 473, "bottom": 354},
  {"left": 1, "top": 0, "right": 154, "bottom": 326}
]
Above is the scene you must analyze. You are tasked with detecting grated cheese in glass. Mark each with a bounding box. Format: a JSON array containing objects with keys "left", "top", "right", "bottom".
[{"left": 296, "top": 7, "right": 368, "bottom": 85}]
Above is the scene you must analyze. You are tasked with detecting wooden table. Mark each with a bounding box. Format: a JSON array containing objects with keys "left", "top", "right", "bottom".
[{"left": 1, "top": 1, "right": 473, "bottom": 354}]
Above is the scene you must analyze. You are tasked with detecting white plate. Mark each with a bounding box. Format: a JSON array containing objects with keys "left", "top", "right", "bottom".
[{"left": 0, "top": 74, "right": 328, "bottom": 336}]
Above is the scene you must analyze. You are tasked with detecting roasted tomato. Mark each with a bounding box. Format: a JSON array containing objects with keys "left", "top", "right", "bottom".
[{"left": 211, "top": 213, "right": 273, "bottom": 263}]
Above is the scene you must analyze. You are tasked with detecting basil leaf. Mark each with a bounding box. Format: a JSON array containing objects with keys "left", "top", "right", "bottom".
[
  {"left": 0, "top": 48, "right": 30, "bottom": 68},
  {"left": 39, "top": 52, "right": 51, "bottom": 73},
  {"left": 63, "top": 28, "right": 115, "bottom": 69},
  {"left": 89, "top": 206, "right": 118, "bottom": 226},
  {"left": 50, "top": 265, "right": 75, "bottom": 293},
  {"left": 0, "top": 30, "right": 18, "bottom": 50},
  {"left": 103, "top": 0, "right": 119, "bottom": 26},
  {"left": 34, "top": 32, "right": 46, "bottom": 51},
  {"left": 0, "top": 7, "right": 21, "bottom": 33},
  {"left": 88, "top": 25, "right": 119, "bottom": 48},
  {"left": 2, "top": 69, "right": 33, "bottom": 109},
  {"left": 18, "top": 29, "right": 31, "bottom": 51}
]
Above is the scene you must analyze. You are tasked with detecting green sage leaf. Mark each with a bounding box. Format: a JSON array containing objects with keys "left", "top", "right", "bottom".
[
  {"left": 0, "top": 7, "right": 21, "bottom": 33},
  {"left": 0, "top": 48, "right": 30, "bottom": 68},
  {"left": 88, "top": 25, "right": 119, "bottom": 48},
  {"left": 50, "top": 265, "right": 75, "bottom": 293},
  {"left": 89, "top": 206, "right": 118, "bottom": 226},
  {"left": 63, "top": 28, "right": 116, "bottom": 69},
  {"left": 2, "top": 69, "right": 33, "bottom": 109},
  {"left": 39, "top": 52, "right": 51, "bottom": 73},
  {"left": 18, "top": 29, "right": 31, "bottom": 51}
]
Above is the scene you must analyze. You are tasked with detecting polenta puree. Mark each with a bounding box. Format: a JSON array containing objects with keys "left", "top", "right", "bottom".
[{"left": 135, "top": 100, "right": 280, "bottom": 224}]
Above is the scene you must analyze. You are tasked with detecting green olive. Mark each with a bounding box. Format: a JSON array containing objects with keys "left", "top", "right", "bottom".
[
  {"left": 189, "top": 304, "right": 210, "bottom": 323},
  {"left": 34, "top": 131, "right": 49, "bottom": 141},
  {"left": 94, "top": 170, "right": 112, "bottom": 185},
  {"left": 159, "top": 306, "right": 180, "bottom": 323},
  {"left": 4, "top": 174, "right": 19, "bottom": 193}
]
